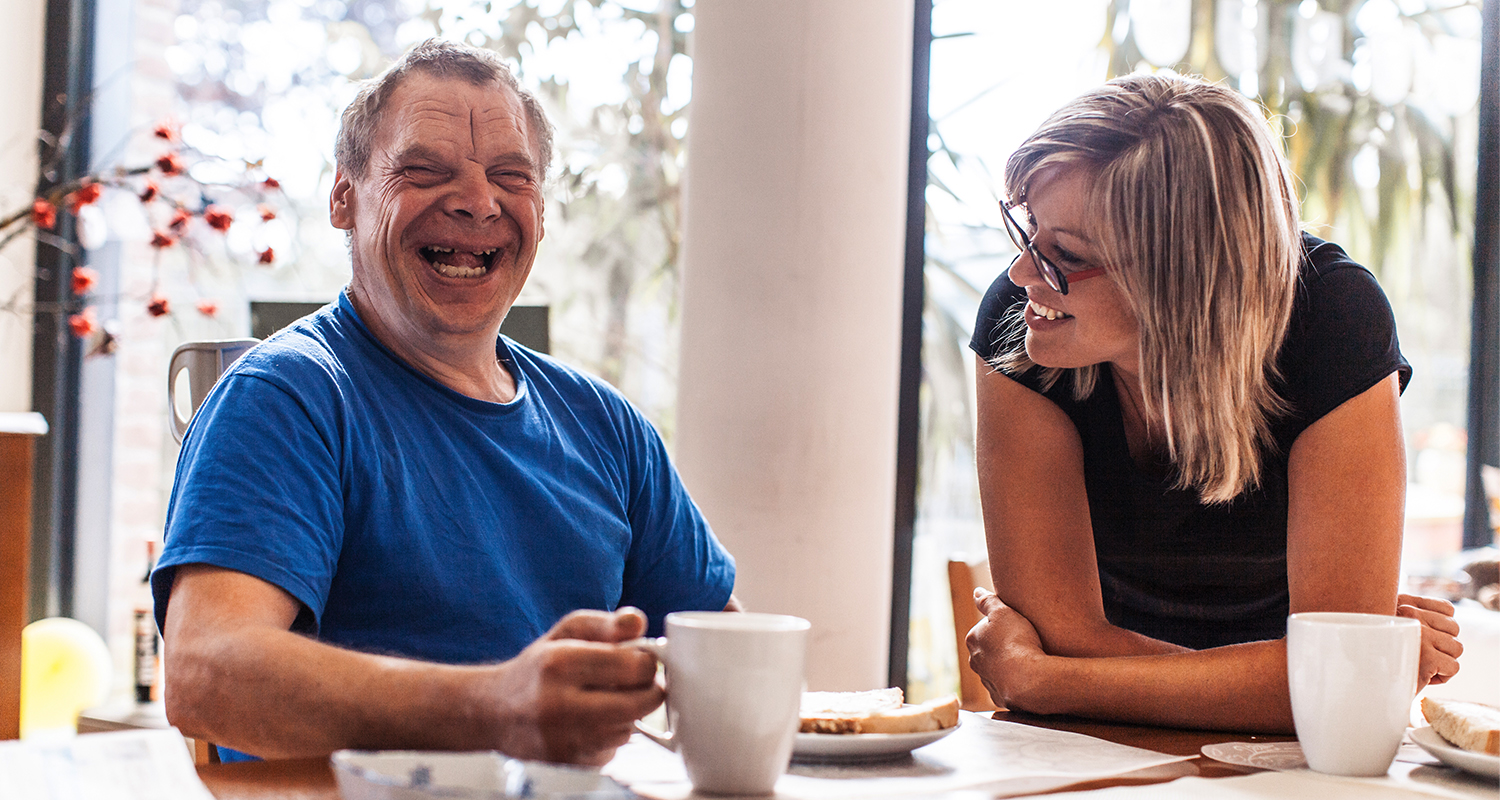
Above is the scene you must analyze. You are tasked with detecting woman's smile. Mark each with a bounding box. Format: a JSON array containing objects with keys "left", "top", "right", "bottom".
[{"left": 1025, "top": 298, "right": 1072, "bottom": 322}]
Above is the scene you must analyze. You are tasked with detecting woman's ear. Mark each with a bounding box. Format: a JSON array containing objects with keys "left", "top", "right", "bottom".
[{"left": 330, "top": 170, "right": 355, "bottom": 230}]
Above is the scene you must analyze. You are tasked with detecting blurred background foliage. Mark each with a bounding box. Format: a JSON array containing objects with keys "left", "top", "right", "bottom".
[{"left": 159, "top": 0, "right": 694, "bottom": 433}]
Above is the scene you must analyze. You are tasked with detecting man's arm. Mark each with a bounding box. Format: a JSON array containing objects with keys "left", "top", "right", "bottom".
[{"left": 163, "top": 564, "right": 663, "bottom": 764}]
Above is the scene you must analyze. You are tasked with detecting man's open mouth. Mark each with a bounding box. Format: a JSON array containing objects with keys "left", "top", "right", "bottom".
[{"left": 419, "top": 246, "right": 499, "bottom": 279}]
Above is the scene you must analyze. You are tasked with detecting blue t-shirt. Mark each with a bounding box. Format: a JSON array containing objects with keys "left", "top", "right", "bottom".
[{"left": 154, "top": 291, "right": 735, "bottom": 684}]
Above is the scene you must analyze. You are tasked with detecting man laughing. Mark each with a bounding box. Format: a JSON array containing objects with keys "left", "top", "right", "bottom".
[{"left": 153, "top": 39, "right": 736, "bottom": 766}]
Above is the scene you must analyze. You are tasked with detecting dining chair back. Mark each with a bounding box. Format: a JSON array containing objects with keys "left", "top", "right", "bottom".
[{"left": 947, "top": 558, "right": 1000, "bottom": 712}]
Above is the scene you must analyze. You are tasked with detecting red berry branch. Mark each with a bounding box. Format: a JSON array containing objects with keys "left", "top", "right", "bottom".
[{"left": 1, "top": 116, "right": 286, "bottom": 351}]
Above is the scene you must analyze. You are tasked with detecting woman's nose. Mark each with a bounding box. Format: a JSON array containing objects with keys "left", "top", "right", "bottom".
[{"left": 1006, "top": 251, "right": 1037, "bottom": 287}]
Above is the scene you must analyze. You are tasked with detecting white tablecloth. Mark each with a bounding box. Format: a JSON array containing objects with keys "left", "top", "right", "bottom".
[
  {"left": 1046, "top": 762, "right": 1497, "bottom": 800},
  {"left": 605, "top": 711, "right": 1500, "bottom": 799},
  {"left": 604, "top": 711, "right": 1193, "bottom": 799}
]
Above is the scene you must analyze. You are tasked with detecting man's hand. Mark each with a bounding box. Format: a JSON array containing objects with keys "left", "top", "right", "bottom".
[
  {"left": 966, "top": 588, "right": 1052, "bottom": 713},
  {"left": 485, "top": 607, "right": 664, "bottom": 766},
  {"left": 1396, "top": 594, "right": 1462, "bottom": 688}
]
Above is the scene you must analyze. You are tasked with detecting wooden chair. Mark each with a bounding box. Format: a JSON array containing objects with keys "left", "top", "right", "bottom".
[{"left": 947, "top": 558, "right": 1000, "bottom": 712}]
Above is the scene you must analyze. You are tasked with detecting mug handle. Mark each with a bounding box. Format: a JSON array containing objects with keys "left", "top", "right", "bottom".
[
  {"left": 167, "top": 344, "right": 196, "bottom": 444},
  {"left": 622, "top": 637, "right": 674, "bottom": 751},
  {"left": 166, "top": 338, "right": 260, "bottom": 444}
]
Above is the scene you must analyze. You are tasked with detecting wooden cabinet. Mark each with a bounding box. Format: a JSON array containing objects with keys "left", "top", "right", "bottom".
[{"left": 0, "top": 412, "right": 47, "bottom": 740}]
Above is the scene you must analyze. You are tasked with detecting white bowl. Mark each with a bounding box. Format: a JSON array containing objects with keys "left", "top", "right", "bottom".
[{"left": 330, "top": 750, "right": 631, "bottom": 800}]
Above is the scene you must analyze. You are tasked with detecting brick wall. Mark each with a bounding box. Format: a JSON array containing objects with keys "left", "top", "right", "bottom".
[{"left": 102, "top": 0, "right": 184, "bottom": 701}]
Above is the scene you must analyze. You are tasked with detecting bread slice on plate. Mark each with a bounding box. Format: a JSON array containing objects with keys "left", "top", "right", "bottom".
[
  {"left": 799, "top": 688, "right": 959, "bottom": 735},
  {"left": 1421, "top": 696, "right": 1500, "bottom": 755}
]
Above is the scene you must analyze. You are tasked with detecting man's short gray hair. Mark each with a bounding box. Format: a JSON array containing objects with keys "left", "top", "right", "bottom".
[{"left": 335, "top": 38, "right": 554, "bottom": 180}]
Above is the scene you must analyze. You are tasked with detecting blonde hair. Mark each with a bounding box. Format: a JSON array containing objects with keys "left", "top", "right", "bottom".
[{"left": 994, "top": 74, "right": 1301, "bottom": 503}]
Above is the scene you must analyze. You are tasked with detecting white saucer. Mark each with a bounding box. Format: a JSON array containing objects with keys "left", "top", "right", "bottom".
[
  {"left": 791, "top": 723, "right": 957, "bottom": 764},
  {"left": 1199, "top": 741, "right": 1307, "bottom": 771},
  {"left": 1409, "top": 726, "right": 1500, "bottom": 779}
]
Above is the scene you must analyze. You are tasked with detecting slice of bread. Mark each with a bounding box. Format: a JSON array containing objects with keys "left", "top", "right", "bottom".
[
  {"left": 799, "top": 688, "right": 960, "bottom": 735},
  {"left": 802, "top": 688, "right": 904, "bottom": 717},
  {"left": 1421, "top": 696, "right": 1500, "bottom": 755}
]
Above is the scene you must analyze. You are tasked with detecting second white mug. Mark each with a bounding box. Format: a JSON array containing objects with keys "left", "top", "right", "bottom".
[
  {"left": 631, "top": 611, "right": 809, "bottom": 796},
  {"left": 1287, "top": 611, "right": 1421, "bottom": 777}
]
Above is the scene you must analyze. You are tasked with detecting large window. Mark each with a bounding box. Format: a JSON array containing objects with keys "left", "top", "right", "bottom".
[{"left": 907, "top": 0, "right": 1488, "bottom": 701}]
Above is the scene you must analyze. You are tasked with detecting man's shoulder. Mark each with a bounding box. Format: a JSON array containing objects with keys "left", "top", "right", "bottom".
[
  {"left": 504, "top": 340, "right": 665, "bottom": 456},
  {"left": 231, "top": 301, "right": 368, "bottom": 387},
  {"left": 506, "top": 339, "right": 633, "bottom": 411}
]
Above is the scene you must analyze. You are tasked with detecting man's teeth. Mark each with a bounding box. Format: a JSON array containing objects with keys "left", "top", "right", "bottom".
[
  {"left": 425, "top": 246, "right": 497, "bottom": 255},
  {"left": 424, "top": 246, "right": 497, "bottom": 279},
  {"left": 1029, "top": 300, "right": 1070, "bottom": 321},
  {"left": 434, "top": 262, "right": 487, "bottom": 278}
]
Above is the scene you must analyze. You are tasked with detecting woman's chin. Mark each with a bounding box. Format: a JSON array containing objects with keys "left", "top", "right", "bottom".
[
  {"left": 1024, "top": 345, "right": 1096, "bottom": 372},
  {"left": 1024, "top": 341, "right": 1068, "bottom": 369}
]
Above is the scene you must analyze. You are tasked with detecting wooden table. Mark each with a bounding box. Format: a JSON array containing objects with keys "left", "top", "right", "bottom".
[
  {"left": 198, "top": 756, "right": 339, "bottom": 800},
  {"left": 194, "top": 712, "right": 1294, "bottom": 798}
]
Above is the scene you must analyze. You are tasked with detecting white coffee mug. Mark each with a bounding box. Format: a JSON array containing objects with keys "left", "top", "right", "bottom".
[
  {"left": 168, "top": 338, "right": 260, "bottom": 443},
  {"left": 630, "top": 611, "right": 809, "bottom": 796},
  {"left": 1287, "top": 612, "right": 1421, "bottom": 776}
]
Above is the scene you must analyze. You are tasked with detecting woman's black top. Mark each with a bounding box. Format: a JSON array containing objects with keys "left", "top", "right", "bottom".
[{"left": 968, "top": 234, "right": 1411, "bottom": 649}]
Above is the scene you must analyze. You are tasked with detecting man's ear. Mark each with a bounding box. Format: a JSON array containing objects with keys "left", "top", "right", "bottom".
[{"left": 330, "top": 169, "right": 355, "bottom": 230}]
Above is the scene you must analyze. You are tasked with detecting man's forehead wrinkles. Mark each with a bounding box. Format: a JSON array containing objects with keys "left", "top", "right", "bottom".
[
  {"left": 401, "top": 100, "right": 469, "bottom": 120},
  {"left": 473, "top": 110, "right": 528, "bottom": 141},
  {"left": 384, "top": 107, "right": 464, "bottom": 148},
  {"left": 471, "top": 104, "right": 522, "bottom": 121}
]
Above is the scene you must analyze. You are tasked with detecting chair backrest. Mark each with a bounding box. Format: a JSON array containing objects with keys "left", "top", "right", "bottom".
[{"left": 947, "top": 558, "right": 1000, "bottom": 712}]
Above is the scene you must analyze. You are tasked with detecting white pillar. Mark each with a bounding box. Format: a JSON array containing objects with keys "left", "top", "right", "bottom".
[
  {"left": 676, "top": 0, "right": 915, "bottom": 691},
  {"left": 0, "top": 0, "right": 47, "bottom": 413}
]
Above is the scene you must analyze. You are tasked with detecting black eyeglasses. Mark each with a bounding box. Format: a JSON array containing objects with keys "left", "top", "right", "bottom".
[{"left": 999, "top": 198, "right": 1106, "bottom": 295}]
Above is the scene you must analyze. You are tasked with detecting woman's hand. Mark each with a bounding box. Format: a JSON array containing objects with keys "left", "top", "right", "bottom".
[
  {"left": 1396, "top": 594, "right": 1462, "bottom": 687},
  {"left": 966, "top": 588, "right": 1051, "bottom": 712}
]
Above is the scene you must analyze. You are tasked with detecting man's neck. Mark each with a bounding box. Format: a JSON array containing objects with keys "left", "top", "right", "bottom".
[{"left": 348, "top": 289, "right": 518, "bottom": 404}]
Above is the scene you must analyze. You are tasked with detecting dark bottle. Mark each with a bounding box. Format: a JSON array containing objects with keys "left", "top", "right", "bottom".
[{"left": 133, "top": 540, "right": 161, "bottom": 704}]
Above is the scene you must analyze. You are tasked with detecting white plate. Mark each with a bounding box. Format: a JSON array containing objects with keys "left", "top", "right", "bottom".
[
  {"left": 791, "top": 722, "right": 958, "bottom": 764},
  {"left": 1410, "top": 726, "right": 1500, "bottom": 779}
]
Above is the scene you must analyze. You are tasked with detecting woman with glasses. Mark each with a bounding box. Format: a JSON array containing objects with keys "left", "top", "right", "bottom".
[{"left": 965, "top": 73, "right": 1461, "bottom": 731}]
